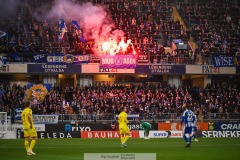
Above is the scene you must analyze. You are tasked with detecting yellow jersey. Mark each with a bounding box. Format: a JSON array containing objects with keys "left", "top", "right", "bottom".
[
  {"left": 21, "top": 108, "right": 33, "bottom": 129},
  {"left": 118, "top": 111, "right": 128, "bottom": 127}
]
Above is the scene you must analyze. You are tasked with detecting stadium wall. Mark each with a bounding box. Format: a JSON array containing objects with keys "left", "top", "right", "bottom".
[{"left": 6, "top": 121, "right": 238, "bottom": 139}]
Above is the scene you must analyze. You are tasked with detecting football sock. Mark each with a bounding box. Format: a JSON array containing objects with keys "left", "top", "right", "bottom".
[
  {"left": 123, "top": 135, "right": 129, "bottom": 143},
  {"left": 183, "top": 135, "right": 189, "bottom": 143},
  {"left": 189, "top": 135, "right": 192, "bottom": 143},
  {"left": 192, "top": 134, "right": 196, "bottom": 139},
  {"left": 121, "top": 136, "right": 124, "bottom": 144},
  {"left": 30, "top": 140, "right": 36, "bottom": 149},
  {"left": 25, "top": 140, "right": 29, "bottom": 151}
]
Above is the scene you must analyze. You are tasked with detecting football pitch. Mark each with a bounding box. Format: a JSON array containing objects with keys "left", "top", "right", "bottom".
[{"left": 0, "top": 138, "right": 240, "bottom": 160}]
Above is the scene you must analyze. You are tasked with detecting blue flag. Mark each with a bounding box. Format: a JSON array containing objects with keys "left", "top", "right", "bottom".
[
  {"left": 43, "top": 84, "right": 52, "bottom": 91},
  {"left": 72, "top": 20, "right": 81, "bottom": 30},
  {"left": 11, "top": 53, "right": 22, "bottom": 61},
  {"left": 58, "top": 19, "right": 67, "bottom": 42},
  {"left": 71, "top": 20, "right": 85, "bottom": 43},
  {"left": 26, "top": 83, "right": 34, "bottom": 90},
  {"left": 0, "top": 30, "right": 8, "bottom": 38}
]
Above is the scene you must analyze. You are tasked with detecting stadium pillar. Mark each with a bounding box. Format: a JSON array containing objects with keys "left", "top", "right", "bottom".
[
  {"left": 204, "top": 76, "right": 211, "bottom": 87},
  {"left": 168, "top": 75, "right": 182, "bottom": 88}
]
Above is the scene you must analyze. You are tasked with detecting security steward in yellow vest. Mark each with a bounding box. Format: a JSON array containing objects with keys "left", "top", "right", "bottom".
[{"left": 208, "top": 120, "right": 214, "bottom": 130}]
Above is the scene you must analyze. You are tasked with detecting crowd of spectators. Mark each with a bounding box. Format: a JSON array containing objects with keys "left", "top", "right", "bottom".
[
  {"left": 0, "top": 81, "right": 240, "bottom": 121},
  {"left": 0, "top": 0, "right": 196, "bottom": 64},
  {"left": 177, "top": 0, "right": 240, "bottom": 64}
]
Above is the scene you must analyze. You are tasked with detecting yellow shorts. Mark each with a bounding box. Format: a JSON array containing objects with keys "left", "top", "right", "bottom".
[
  {"left": 23, "top": 128, "right": 37, "bottom": 138},
  {"left": 119, "top": 126, "right": 130, "bottom": 135}
]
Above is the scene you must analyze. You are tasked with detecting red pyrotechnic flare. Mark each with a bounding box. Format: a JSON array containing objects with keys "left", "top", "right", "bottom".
[{"left": 98, "top": 38, "right": 135, "bottom": 55}]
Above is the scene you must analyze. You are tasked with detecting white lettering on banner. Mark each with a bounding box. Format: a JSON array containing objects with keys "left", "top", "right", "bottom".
[
  {"left": 202, "top": 131, "right": 240, "bottom": 138},
  {"left": 85, "top": 131, "right": 133, "bottom": 138},
  {"left": 41, "top": 65, "right": 67, "bottom": 73},
  {"left": 123, "top": 57, "right": 136, "bottom": 64},
  {"left": 60, "top": 133, "right": 64, "bottom": 138},
  {"left": 221, "top": 124, "right": 240, "bottom": 130},
  {"left": 202, "top": 66, "right": 219, "bottom": 74},
  {"left": 53, "top": 133, "right": 57, "bottom": 138},
  {"left": 149, "top": 65, "right": 172, "bottom": 73},
  {"left": 41, "top": 65, "right": 67, "bottom": 69},
  {"left": 44, "top": 69, "right": 64, "bottom": 73},
  {"left": 108, "top": 132, "right": 113, "bottom": 138},
  {"left": 47, "top": 56, "right": 64, "bottom": 62},
  {"left": 76, "top": 55, "right": 89, "bottom": 61},
  {"left": 34, "top": 54, "right": 45, "bottom": 60},
  {"left": 102, "top": 58, "right": 114, "bottom": 64},
  {"left": 214, "top": 57, "right": 233, "bottom": 66},
  {"left": 39, "top": 132, "right": 73, "bottom": 139}
]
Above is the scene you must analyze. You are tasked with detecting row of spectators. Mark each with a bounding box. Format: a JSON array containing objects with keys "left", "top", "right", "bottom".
[
  {"left": 0, "top": 81, "right": 240, "bottom": 121},
  {"left": 178, "top": 0, "right": 240, "bottom": 58},
  {"left": 0, "top": 0, "right": 195, "bottom": 64}
]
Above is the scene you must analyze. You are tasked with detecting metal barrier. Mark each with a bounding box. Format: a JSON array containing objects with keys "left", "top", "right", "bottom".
[
  {"left": 58, "top": 113, "right": 115, "bottom": 122},
  {"left": 57, "top": 113, "right": 240, "bottom": 122}
]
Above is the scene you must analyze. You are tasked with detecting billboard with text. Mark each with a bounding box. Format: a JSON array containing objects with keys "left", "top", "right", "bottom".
[
  {"left": 186, "top": 65, "right": 236, "bottom": 74},
  {"left": 27, "top": 64, "right": 81, "bottom": 74},
  {"left": 81, "top": 131, "right": 139, "bottom": 138},
  {"left": 158, "top": 122, "right": 208, "bottom": 131},
  {"left": 81, "top": 63, "right": 135, "bottom": 73},
  {"left": 100, "top": 55, "right": 137, "bottom": 69},
  {"left": 135, "top": 65, "right": 185, "bottom": 74},
  {"left": 0, "top": 64, "right": 27, "bottom": 73}
]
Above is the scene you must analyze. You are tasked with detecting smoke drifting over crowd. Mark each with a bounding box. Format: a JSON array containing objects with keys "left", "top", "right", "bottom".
[
  {"left": 0, "top": 0, "right": 24, "bottom": 19},
  {"left": 43, "top": 0, "right": 129, "bottom": 55},
  {"left": 0, "top": 0, "right": 134, "bottom": 55}
]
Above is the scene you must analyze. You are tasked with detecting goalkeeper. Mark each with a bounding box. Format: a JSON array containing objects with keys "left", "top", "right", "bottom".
[{"left": 141, "top": 122, "right": 152, "bottom": 139}]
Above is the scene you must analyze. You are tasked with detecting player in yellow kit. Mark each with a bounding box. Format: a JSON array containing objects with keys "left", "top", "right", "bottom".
[
  {"left": 118, "top": 107, "right": 130, "bottom": 147},
  {"left": 21, "top": 101, "right": 38, "bottom": 155}
]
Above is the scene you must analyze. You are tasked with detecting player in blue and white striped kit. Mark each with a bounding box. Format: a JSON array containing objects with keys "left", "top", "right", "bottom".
[
  {"left": 191, "top": 114, "right": 198, "bottom": 142},
  {"left": 181, "top": 103, "right": 195, "bottom": 148}
]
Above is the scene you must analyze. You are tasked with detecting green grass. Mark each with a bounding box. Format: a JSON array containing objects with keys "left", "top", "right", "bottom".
[{"left": 0, "top": 138, "right": 240, "bottom": 160}]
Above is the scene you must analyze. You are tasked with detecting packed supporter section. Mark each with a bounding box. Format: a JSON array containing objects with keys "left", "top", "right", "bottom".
[
  {"left": 0, "top": 82, "right": 240, "bottom": 121},
  {"left": 0, "top": 0, "right": 201, "bottom": 64},
  {"left": 177, "top": 0, "right": 240, "bottom": 64},
  {"left": 0, "top": 0, "right": 240, "bottom": 122}
]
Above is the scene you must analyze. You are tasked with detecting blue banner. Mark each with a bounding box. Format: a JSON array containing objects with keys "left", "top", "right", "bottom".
[
  {"left": 173, "top": 39, "right": 183, "bottom": 43},
  {"left": 214, "top": 122, "right": 240, "bottom": 131},
  {"left": 212, "top": 56, "right": 234, "bottom": 67},
  {"left": 135, "top": 65, "right": 185, "bottom": 74},
  {"left": 27, "top": 64, "right": 81, "bottom": 74},
  {"left": 47, "top": 54, "right": 90, "bottom": 64},
  {"left": 11, "top": 52, "right": 22, "bottom": 61},
  {"left": 33, "top": 53, "right": 46, "bottom": 62}
]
